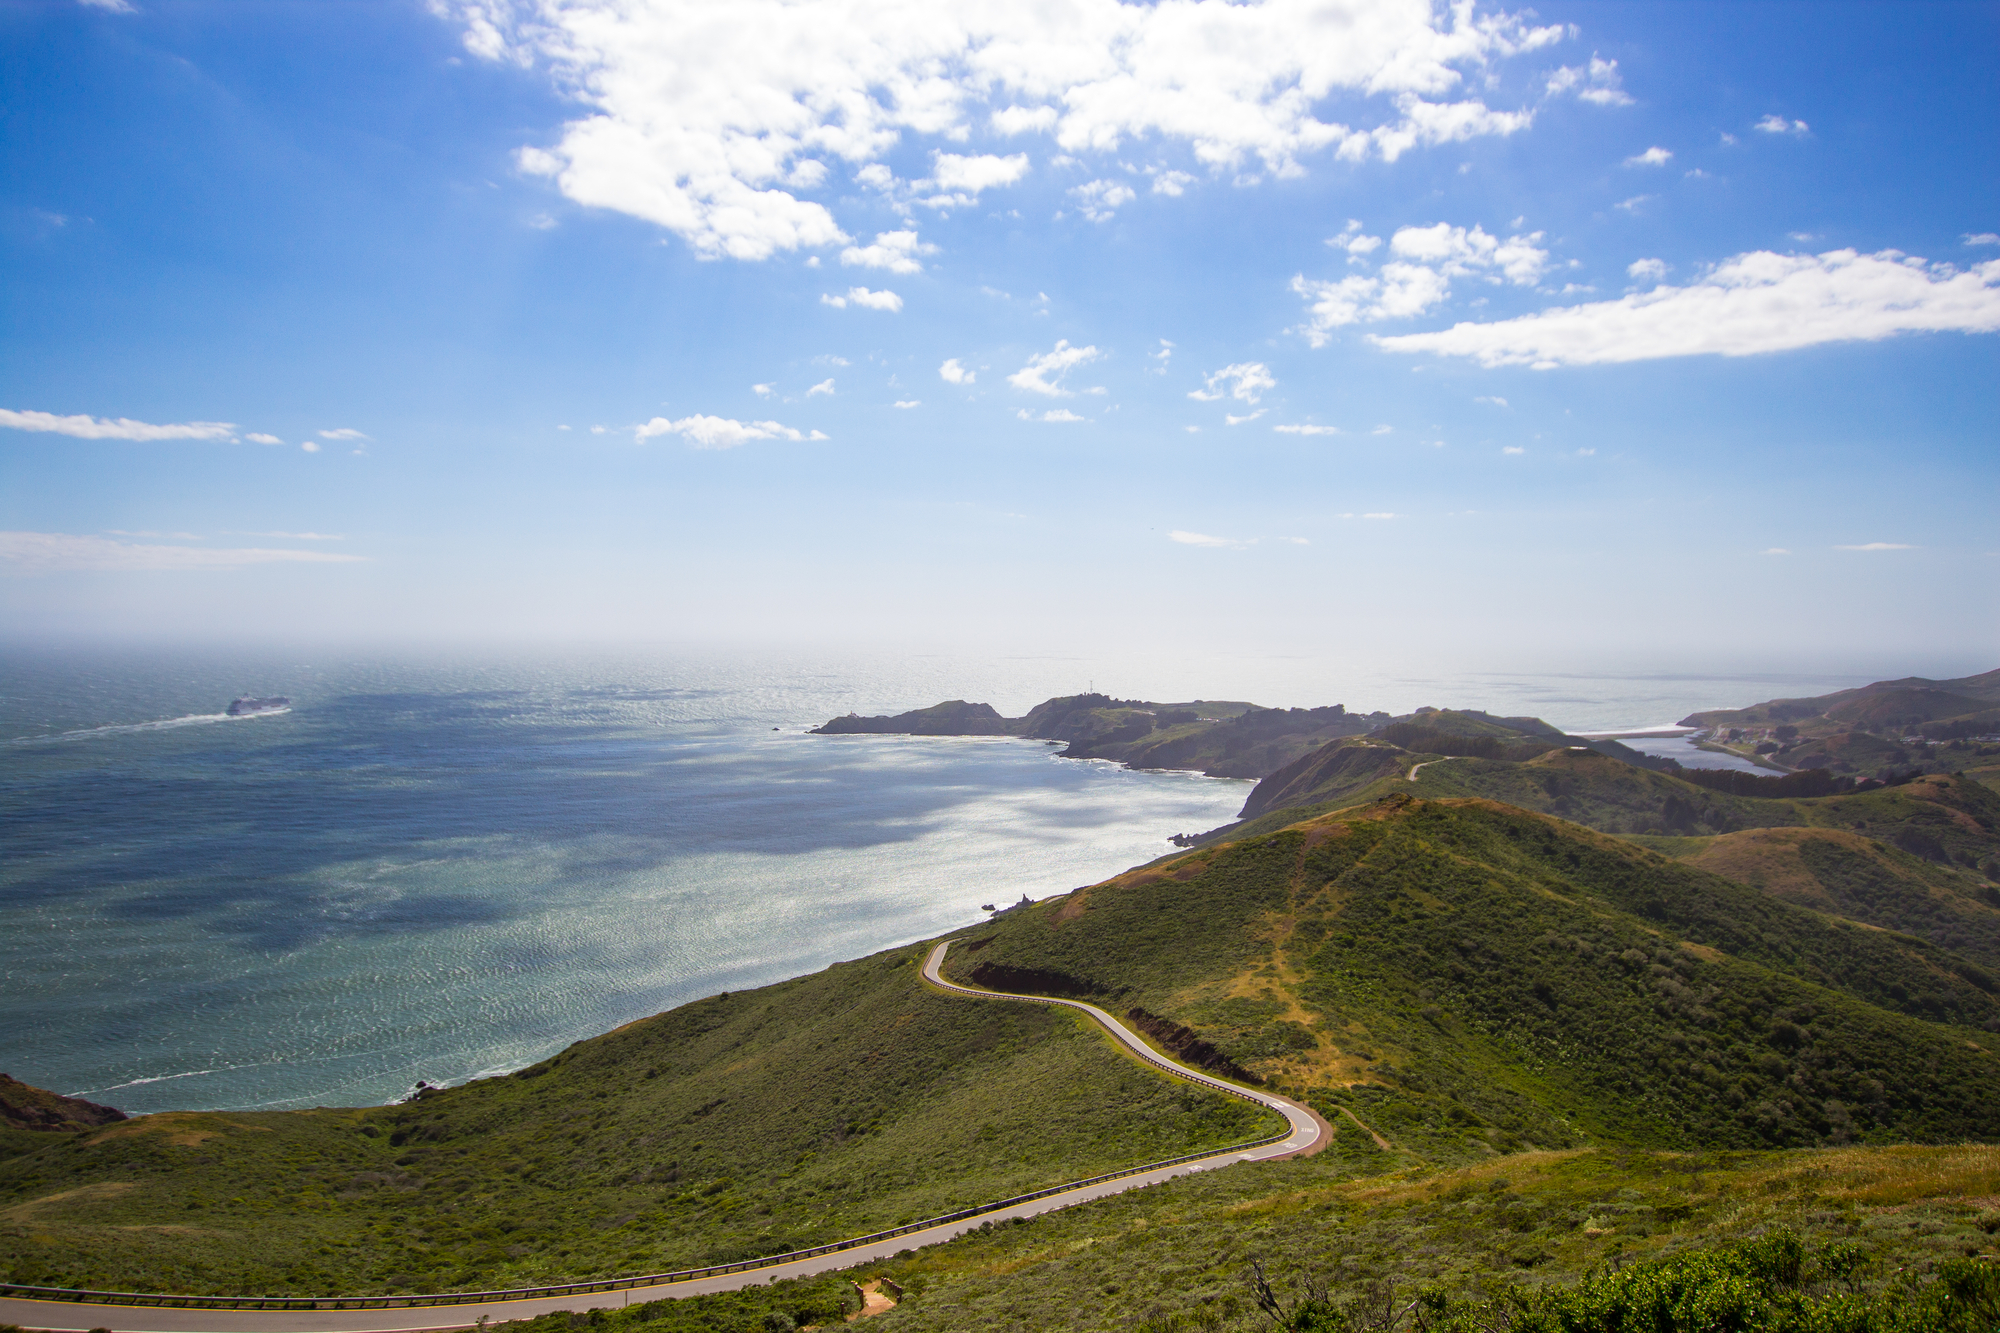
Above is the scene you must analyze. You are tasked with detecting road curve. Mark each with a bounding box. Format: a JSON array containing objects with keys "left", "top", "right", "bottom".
[
  {"left": 919, "top": 940, "right": 1328, "bottom": 1164},
  {"left": 1, "top": 941, "right": 1324, "bottom": 1333}
]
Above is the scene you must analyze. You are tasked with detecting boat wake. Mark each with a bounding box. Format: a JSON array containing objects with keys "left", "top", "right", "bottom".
[{"left": 7, "top": 709, "right": 286, "bottom": 746}]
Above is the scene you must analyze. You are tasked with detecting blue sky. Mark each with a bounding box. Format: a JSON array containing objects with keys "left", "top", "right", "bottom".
[{"left": 2, "top": 0, "right": 1996, "bottom": 672}]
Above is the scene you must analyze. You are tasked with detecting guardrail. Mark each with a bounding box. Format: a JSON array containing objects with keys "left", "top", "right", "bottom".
[{"left": 0, "top": 1129, "right": 1286, "bottom": 1311}]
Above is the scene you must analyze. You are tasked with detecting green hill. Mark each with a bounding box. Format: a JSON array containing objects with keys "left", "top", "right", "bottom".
[
  {"left": 1677, "top": 667, "right": 2000, "bottom": 779},
  {"left": 950, "top": 796, "right": 2000, "bottom": 1159},
  {"left": 0, "top": 950, "right": 1278, "bottom": 1297}
]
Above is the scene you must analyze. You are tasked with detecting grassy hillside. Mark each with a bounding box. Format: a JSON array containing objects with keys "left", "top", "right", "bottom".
[
  {"left": 950, "top": 797, "right": 2000, "bottom": 1162},
  {"left": 486, "top": 1143, "right": 2000, "bottom": 1333},
  {"left": 0, "top": 944, "right": 1278, "bottom": 1297},
  {"left": 1674, "top": 827, "right": 2000, "bottom": 971}
]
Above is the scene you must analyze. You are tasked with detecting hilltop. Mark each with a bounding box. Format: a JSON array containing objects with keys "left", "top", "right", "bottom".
[{"left": 951, "top": 795, "right": 2000, "bottom": 1159}]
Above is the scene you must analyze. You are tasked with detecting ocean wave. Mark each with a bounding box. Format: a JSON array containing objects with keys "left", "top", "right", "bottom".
[{"left": 7, "top": 709, "right": 285, "bottom": 746}]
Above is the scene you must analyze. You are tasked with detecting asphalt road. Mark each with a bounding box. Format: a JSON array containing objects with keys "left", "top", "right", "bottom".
[{"left": 1, "top": 939, "right": 1325, "bottom": 1333}]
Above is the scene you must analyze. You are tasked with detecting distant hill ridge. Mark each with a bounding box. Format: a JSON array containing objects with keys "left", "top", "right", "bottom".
[{"left": 813, "top": 692, "right": 1387, "bottom": 778}]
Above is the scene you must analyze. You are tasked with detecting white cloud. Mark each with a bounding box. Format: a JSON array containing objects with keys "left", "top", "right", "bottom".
[
  {"left": 1627, "top": 257, "right": 1669, "bottom": 281},
  {"left": 807, "top": 378, "right": 836, "bottom": 396},
  {"left": 1624, "top": 146, "right": 1672, "bottom": 167},
  {"left": 893, "top": 399, "right": 921, "bottom": 409},
  {"left": 1151, "top": 170, "right": 1195, "bottom": 197},
  {"left": 1327, "top": 221, "right": 1383, "bottom": 259},
  {"left": 78, "top": 0, "right": 138, "bottom": 11},
  {"left": 1755, "top": 114, "right": 1810, "bottom": 135},
  {"left": 1475, "top": 395, "right": 1507, "bottom": 406},
  {"left": 1072, "top": 179, "right": 1137, "bottom": 222},
  {"left": 301, "top": 441, "right": 322, "bottom": 453},
  {"left": 1502, "top": 445, "right": 1524, "bottom": 454},
  {"left": 1965, "top": 233, "right": 2000, "bottom": 247},
  {"left": 1834, "top": 542, "right": 1913, "bottom": 551},
  {"left": 0, "top": 409, "right": 236, "bottom": 442},
  {"left": 1225, "top": 410, "right": 1267, "bottom": 425},
  {"left": 991, "top": 106, "right": 1058, "bottom": 136},
  {"left": 634, "top": 414, "right": 826, "bottom": 448},
  {"left": 1614, "top": 194, "right": 1654, "bottom": 214},
  {"left": 1292, "top": 222, "right": 1547, "bottom": 345},
  {"left": 1545, "top": 55, "right": 1632, "bottom": 107},
  {"left": 1038, "top": 409, "right": 1087, "bottom": 423},
  {"left": 1373, "top": 248, "right": 2000, "bottom": 368},
  {"left": 1362, "top": 512, "right": 1397, "bottom": 519},
  {"left": 1170, "top": 530, "right": 1243, "bottom": 548},
  {"left": 753, "top": 383, "right": 775, "bottom": 397},
  {"left": 1188, "top": 362, "right": 1275, "bottom": 404},
  {"left": 1009, "top": 340, "right": 1100, "bottom": 396},
  {"left": 931, "top": 152, "right": 1029, "bottom": 194},
  {"left": 1761, "top": 548, "right": 1790, "bottom": 556},
  {"left": 840, "top": 230, "right": 937, "bottom": 274},
  {"left": 1576, "top": 447, "right": 1594, "bottom": 455},
  {"left": 319, "top": 427, "right": 370, "bottom": 440},
  {"left": 441, "top": 0, "right": 1566, "bottom": 260},
  {"left": 939, "top": 358, "right": 975, "bottom": 385},
  {"left": 1372, "top": 424, "right": 1393, "bottom": 434},
  {"left": 821, "top": 287, "right": 903, "bottom": 311},
  {"left": 245, "top": 432, "right": 284, "bottom": 445},
  {"left": 0, "top": 531, "right": 365, "bottom": 573},
  {"left": 591, "top": 425, "right": 607, "bottom": 434},
  {"left": 1274, "top": 423, "right": 1340, "bottom": 435}
]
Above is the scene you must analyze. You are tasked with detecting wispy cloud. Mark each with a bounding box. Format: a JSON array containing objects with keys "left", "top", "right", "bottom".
[
  {"left": 1291, "top": 222, "right": 1549, "bottom": 345},
  {"left": 1834, "top": 542, "right": 1913, "bottom": 551},
  {"left": 1, "top": 409, "right": 236, "bottom": 441},
  {"left": 1627, "top": 257, "right": 1669, "bottom": 281},
  {"left": 1020, "top": 408, "right": 1086, "bottom": 423},
  {"left": 1761, "top": 548, "right": 1791, "bottom": 555},
  {"left": 821, "top": 287, "right": 903, "bottom": 311},
  {"left": 1009, "top": 340, "right": 1100, "bottom": 396},
  {"left": 1545, "top": 55, "right": 1633, "bottom": 106},
  {"left": 1188, "top": 362, "right": 1276, "bottom": 404},
  {"left": 245, "top": 432, "right": 284, "bottom": 445},
  {"left": 1375, "top": 248, "right": 2000, "bottom": 367},
  {"left": 839, "top": 230, "right": 937, "bottom": 274},
  {"left": 1274, "top": 424, "right": 1340, "bottom": 436},
  {"left": 807, "top": 378, "right": 836, "bottom": 396},
  {"left": 0, "top": 531, "right": 365, "bottom": 572},
  {"left": 233, "top": 531, "right": 344, "bottom": 541},
  {"left": 1072, "top": 179, "right": 1136, "bottom": 222},
  {"left": 1169, "top": 530, "right": 1244, "bottom": 548},
  {"left": 1225, "top": 409, "right": 1266, "bottom": 425},
  {"left": 1755, "top": 114, "right": 1811, "bottom": 136},
  {"left": 319, "top": 427, "right": 369, "bottom": 441},
  {"left": 634, "top": 415, "right": 828, "bottom": 449},
  {"left": 893, "top": 399, "right": 921, "bottom": 409},
  {"left": 1624, "top": 146, "right": 1672, "bottom": 167}
]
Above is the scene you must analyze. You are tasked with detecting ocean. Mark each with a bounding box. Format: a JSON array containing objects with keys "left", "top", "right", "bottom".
[{"left": 0, "top": 646, "right": 1888, "bottom": 1114}]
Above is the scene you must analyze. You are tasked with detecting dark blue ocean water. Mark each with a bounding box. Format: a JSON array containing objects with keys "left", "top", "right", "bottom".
[{"left": 0, "top": 647, "right": 1887, "bottom": 1114}]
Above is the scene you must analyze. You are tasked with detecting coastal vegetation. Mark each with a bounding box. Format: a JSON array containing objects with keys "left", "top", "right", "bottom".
[
  {"left": 0, "top": 950, "right": 1277, "bottom": 1297},
  {"left": 479, "top": 1144, "right": 2000, "bottom": 1332},
  {"left": 8, "top": 672, "right": 2000, "bottom": 1328}
]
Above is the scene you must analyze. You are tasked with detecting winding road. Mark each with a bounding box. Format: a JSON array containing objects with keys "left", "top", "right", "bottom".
[{"left": 0, "top": 940, "right": 1325, "bottom": 1333}]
